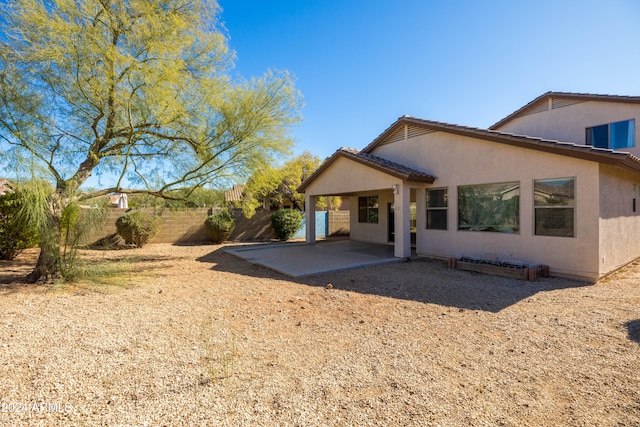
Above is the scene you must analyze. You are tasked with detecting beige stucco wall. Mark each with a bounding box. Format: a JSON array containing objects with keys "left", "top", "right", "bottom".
[
  {"left": 371, "top": 131, "right": 602, "bottom": 280},
  {"left": 302, "top": 156, "right": 399, "bottom": 196},
  {"left": 598, "top": 164, "right": 640, "bottom": 275},
  {"left": 346, "top": 190, "right": 395, "bottom": 244},
  {"left": 494, "top": 101, "right": 640, "bottom": 157},
  {"left": 303, "top": 157, "right": 404, "bottom": 245}
]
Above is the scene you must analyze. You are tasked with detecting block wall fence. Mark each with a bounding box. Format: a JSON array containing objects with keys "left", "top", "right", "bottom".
[{"left": 81, "top": 208, "right": 350, "bottom": 245}]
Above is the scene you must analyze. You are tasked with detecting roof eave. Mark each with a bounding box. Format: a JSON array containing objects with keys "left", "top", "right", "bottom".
[
  {"left": 490, "top": 91, "right": 640, "bottom": 130},
  {"left": 297, "top": 149, "right": 435, "bottom": 193},
  {"left": 372, "top": 116, "right": 640, "bottom": 172}
]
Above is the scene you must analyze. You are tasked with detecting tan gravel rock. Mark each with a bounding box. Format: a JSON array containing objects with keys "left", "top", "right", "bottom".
[{"left": 0, "top": 243, "right": 639, "bottom": 426}]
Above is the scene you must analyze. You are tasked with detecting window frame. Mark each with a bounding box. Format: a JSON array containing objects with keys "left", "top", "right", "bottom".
[
  {"left": 457, "top": 181, "right": 520, "bottom": 234},
  {"left": 586, "top": 119, "right": 635, "bottom": 149},
  {"left": 426, "top": 187, "right": 448, "bottom": 230},
  {"left": 358, "top": 195, "right": 379, "bottom": 224},
  {"left": 533, "top": 177, "right": 576, "bottom": 238}
]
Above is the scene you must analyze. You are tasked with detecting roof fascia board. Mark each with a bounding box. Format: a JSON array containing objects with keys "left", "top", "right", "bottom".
[
  {"left": 490, "top": 92, "right": 640, "bottom": 130},
  {"left": 297, "top": 149, "right": 434, "bottom": 193},
  {"left": 366, "top": 116, "right": 640, "bottom": 172}
]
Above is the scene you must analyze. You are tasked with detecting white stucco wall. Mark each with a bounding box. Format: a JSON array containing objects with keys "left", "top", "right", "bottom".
[
  {"left": 598, "top": 164, "right": 640, "bottom": 275},
  {"left": 371, "top": 131, "right": 602, "bottom": 280},
  {"left": 494, "top": 100, "right": 640, "bottom": 158}
]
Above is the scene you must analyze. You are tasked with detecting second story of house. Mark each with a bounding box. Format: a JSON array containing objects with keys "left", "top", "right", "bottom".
[{"left": 490, "top": 92, "right": 640, "bottom": 158}]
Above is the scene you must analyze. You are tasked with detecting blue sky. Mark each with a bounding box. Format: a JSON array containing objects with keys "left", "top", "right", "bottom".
[{"left": 220, "top": 0, "right": 640, "bottom": 160}]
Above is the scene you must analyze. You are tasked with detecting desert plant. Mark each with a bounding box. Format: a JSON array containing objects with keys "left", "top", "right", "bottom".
[
  {"left": 271, "top": 209, "right": 303, "bottom": 241},
  {"left": 2, "top": 179, "right": 106, "bottom": 281},
  {"left": 0, "top": 189, "right": 39, "bottom": 260},
  {"left": 115, "top": 211, "right": 162, "bottom": 248},
  {"left": 204, "top": 210, "right": 235, "bottom": 243},
  {"left": 58, "top": 203, "right": 107, "bottom": 281}
]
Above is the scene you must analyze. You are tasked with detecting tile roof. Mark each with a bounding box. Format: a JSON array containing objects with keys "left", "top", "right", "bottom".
[
  {"left": 490, "top": 91, "right": 640, "bottom": 130},
  {"left": 297, "top": 147, "right": 435, "bottom": 192},
  {"left": 224, "top": 184, "right": 245, "bottom": 202},
  {"left": 0, "top": 179, "right": 12, "bottom": 196},
  {"left": 298, "top": 100, "right": 640, "bottom": 194},
  {"left": 362, "top": 116, "right": 640, "bottom": 175}
]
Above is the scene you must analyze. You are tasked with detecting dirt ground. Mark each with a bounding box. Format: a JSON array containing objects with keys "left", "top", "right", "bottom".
[{"left": 0, "top": 243, "right": 639, "bottom": 426}]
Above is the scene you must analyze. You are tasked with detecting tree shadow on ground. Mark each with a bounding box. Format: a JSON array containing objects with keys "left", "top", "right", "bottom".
[
  {"left": 196, "top": 244, "right": 290, "bottom": 280},
  {"left": 0, "top": 249, "right": 39, "bottom": 285},
  {"left": 0, "top": 247, "right": 183, "bottom": 293},
  {"left": 197, "top": 246, "right": 593, "bottom": 313},
  {"left": 626, "top": 320, "right": 640, "bottom": 344}
]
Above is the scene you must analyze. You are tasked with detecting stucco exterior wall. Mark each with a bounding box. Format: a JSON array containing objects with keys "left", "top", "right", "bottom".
[
  {"left": 372, "top": 132, "right": 602, "bottom": 280},
  {"left": 347, "top": 190, "right": 394, "bottom": 244},
  {"left": 494, "top": 101, "right": 640, "bottom": 157},
  {"left": 302, "top": 156, "right": 398, "bottom": 196},
  {"left": 598, "top": 164, "right": 640, "bottom": 275}
]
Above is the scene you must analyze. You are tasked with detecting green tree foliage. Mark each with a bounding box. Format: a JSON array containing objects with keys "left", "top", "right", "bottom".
[
  {"left": 204, "top": 209, "right": 235, "bottom": 243},
  {"left": 271, "top": 209, "right": 303, "bottom": 241},
  {"left": 0, "top": 186, "right": 39, "bottom": 260},
  {"left": 115, "top": 211, "right": 162, "bottom": 247},
  {"left": 240, "top": 151, "right": 341, "bottom": 217},
  {"left": 0, "top": 0, "right": 302, "bottom": 281}
]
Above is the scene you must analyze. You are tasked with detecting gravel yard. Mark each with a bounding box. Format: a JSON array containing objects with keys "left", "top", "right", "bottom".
[{"left": 0, "top": 243, "right": 639, "bottom": 426}]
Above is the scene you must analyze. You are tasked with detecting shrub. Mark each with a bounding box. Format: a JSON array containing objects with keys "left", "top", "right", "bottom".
[
  {"left": 204, "top": 210, "right": 235, "bottom": 243},
  {"left": 115, "top": 211, "right": 162, "bottom": 248},
  {"left": 0, "top": 190, "right": 39, "bottom": 260},
  {"left": 271, "top": 209, "right": 303, "bottom": 241},
  {"left": 60, "top": 203, "right": 81, "bottom": 245}
]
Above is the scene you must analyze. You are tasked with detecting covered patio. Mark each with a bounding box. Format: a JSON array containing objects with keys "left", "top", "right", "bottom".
[{"left": 297, "top": 147, "right": 435, "bottom": 260}]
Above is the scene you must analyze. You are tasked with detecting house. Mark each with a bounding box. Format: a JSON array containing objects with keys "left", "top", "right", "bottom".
[
  {"left": 108, "top": 192, "right": 128, "bottom": 209},
  {"left": 297, "top": 92, "right": 640, "bottom": 281},
  {"left": 0, "top": 179, "right": 11, "bottom": 196},
  {"left": 225, "top": 183, "right": 297, "bottom": 210}
]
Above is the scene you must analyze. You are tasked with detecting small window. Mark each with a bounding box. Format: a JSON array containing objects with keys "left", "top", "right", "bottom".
[
  {"left": 586, "top": 119, "right": 635, "bottom": 149},
  {"left": 426, "top": 188, "right": 447, "bottom": 230},
  {"left": 534, "top": 177, "right": 575, "bottom": 237},
  {"left": 458, "top": 182, "right": 520, "bottom": 233},
  {"left": 358, "top": 196, "right": 378, "bottom": 223}
]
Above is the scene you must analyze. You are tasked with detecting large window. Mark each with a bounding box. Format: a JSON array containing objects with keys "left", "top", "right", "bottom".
[
  {"left": 358, "top": 196, "right": 379, "bottom": 223},
  {"left": 586, "top": 119, "right": 635, "bottom": 149},
  {"left": 534, "top": 177, "right": 575, "bottom": 237},
  {"left": 458, "top": 182, "right": 520, "bottom": 233},
  {"left": 426, "top": 188, "right": 447, "bottom": 230}
]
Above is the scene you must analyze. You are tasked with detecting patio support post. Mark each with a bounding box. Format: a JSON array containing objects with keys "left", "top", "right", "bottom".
[
  {"left": 394, "top": 183, "right": 411, "bottom": 258},
  {"left": 305, "top": 194, "right": 316, "bottom": 244},
  {"left": 415, "top": 187, "right": 426, "bottom": 250}
]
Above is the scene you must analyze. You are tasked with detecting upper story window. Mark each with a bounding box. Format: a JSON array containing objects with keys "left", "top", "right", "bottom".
[{"left": 586, "top": 119, "right": 635, "bottom": 149}]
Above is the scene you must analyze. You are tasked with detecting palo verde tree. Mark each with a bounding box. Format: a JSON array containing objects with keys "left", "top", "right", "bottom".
[
  {"left": 239, "top": 151, "right": 341, "bottom": 217},
  {"left": 0, "top": 0, "right": 302, "bottom": 282}
]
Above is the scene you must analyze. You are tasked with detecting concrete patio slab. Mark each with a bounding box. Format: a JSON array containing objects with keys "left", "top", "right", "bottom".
[{"left": 225, "top": 240, "right": 406, "bottom": 277}]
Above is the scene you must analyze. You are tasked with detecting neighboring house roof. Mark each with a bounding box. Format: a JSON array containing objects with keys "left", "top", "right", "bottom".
[
  {"left": 297, "top": 147, "right": 435, "bottom": 192},
  {"left": 225, "top": 184, "right": 245, "bottom": 202},
  {"left": 0, "top": 179, "right": 12, "bottom": 196},
  {"left": 361, "top": 115, "right": 640, "bottom": 174},
  {"left": 490, "top": 91, "right": 640, "bottom": 130}
]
